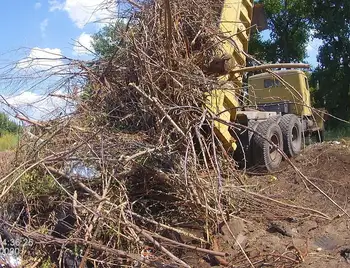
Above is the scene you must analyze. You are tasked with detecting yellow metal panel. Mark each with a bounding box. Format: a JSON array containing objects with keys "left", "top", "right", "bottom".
[
  {"left": 204, "top": 0, "right": 254, "bottom": 153},
  {"left": 218, "top": 0, "right": 254, "bottom": 83},
  {"left": 204, "top": 89, "right": 239, "bottom": 151},
  {"left": 313, "top": 108, "right": 326, "bottom": 130}
]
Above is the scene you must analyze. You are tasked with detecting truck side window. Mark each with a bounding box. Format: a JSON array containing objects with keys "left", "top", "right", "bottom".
[{"left": 264, "top": 79, "right": 281, "bottom": 88}]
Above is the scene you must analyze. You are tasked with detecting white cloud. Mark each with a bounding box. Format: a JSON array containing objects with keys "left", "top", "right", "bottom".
[
  {"left": 35, "top": 2, "right": 42, "bottom": 9},
  {"left": 306, "top": 38, "right": 323, "bottom": 53},
  {"left": 5, "top": 91, "right": 73, "bottom": 121},
  {"left": 49, "top": 0, "right": 65, "bottom": 11},
  {"left": 16, "top": 47, "right": 64, "bottom": 71},
  {"left": 7, "top": 92, "right": 43, "bottom": 107},
  {"left": 49, "top": 0, "right": 117, "bottom": 29},
  {"left": 73, "top": 32, "right": 94, "bottom": 55},
  {"left": 40, "top": 19, "right": 49, "bottom": 37}
]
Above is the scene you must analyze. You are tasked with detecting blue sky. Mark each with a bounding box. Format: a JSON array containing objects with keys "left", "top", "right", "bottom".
[
  {"left": 0, "top": 0, "right": 117, "bottom": 121},
  {"left": 0, "top": 1, "right": 322, "bottom": 122},
  {"left": 0, "top": 1, "right": 100, "bottom": 61}
]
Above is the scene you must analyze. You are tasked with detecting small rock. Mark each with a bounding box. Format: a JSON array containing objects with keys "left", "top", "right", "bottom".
[
  {"left": 285, "top": 217, "right": 298, "bottom": 223},
  {"left": 340, "top": 248, "right": 350, "bottom": 263},
  {"left": 267, "top": 221, "right": 293, "bottom": 237},
  {"left": 220, "top": 218, "right": 246, "bottom": 237},
  {"left": 316, "top": 247, "right": 322, "bottom": 252}
]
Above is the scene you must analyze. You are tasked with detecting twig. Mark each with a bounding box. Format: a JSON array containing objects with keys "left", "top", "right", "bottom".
[
  {"left": 127, "top": 210, "right": 207, "bottom": 244},
  {"left": 131, "top": 223, "right": 191, "bottom": 268},
  {"left": 15, "top": 115, "right": 45, "bottom": 127},
  {"left": 129, "top": 83, "right": 186, "bottom": 137},
  {"left": 239, "top": 188, "right": 331, "bottom": 220},
  {"left": 13, "top": 228, "right": 162, "bottom": 268},
  {"left": 144, "top": 230, "right": 228, "bottom": 257}
]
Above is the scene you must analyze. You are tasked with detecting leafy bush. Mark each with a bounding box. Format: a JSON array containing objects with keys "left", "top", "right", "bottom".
[{"left": 0, "top": 133, "right": 19, "bottom": 151}]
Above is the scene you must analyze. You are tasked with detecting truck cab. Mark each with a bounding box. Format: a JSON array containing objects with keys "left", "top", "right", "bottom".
[
  {"left": 247, "top": 70, "right": 312, "bottom": 117},
  {"left": 247, "top": 70, "right": 325, "bottom": 138}
]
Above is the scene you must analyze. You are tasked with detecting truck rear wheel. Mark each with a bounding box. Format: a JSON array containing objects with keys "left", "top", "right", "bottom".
[
  {"left": 253, "top": 121, "right": 284, "bottom": 172},
  {"left": 279, "top": 114, "right": 302, "bottom": 157}
]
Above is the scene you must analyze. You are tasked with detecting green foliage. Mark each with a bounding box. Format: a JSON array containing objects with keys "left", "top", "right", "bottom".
[
  {"left": 325, "top": 125, "right": 350, "bottom": 140},
  {"left": 249, "top": 0, "right": 311, "bottom": 63},
  {"left": 20, "top": 169, "right": 63, "bottom": 198},
  {"left": 41, "top": 257, "right": 54, "bottom": 268},
  {"left": 0, "top": 133, "right": 19, "bottom": 151},
  {"left": 91, "top": 20, "right": 127, "bottom": 59},
  {"left": 0, "top": 112, "right": 21, "bottom": 135},
  {"left": 307, "top": 0, "right": 350, "bottom": 126}
]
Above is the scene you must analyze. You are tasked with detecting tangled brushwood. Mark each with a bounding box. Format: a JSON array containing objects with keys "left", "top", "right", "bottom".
[{"left": 0, "top": 0, "right": 302, "bottom": 267}]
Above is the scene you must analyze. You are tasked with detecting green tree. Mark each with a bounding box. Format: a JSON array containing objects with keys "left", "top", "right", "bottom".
[
  {"left": 307, "top": 0, "right": 350, "bottom": 126},
  {"left": 91, "top": 20, "right": 127, "bottom": 59},
  {"left": 0, "top": 112, "right": 20, "bottom": 134},
  {"left": 249, "top": 0, "right": 311, "bottom": 63}
]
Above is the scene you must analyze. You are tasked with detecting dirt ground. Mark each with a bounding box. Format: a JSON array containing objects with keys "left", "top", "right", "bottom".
[{"left": 210, "top": 140, "right": 350, "bottom": 268}]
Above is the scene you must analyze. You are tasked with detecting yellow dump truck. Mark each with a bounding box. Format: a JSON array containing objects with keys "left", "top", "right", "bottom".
[{"left": 205, "top": 0, "right": 326, "bottom": 172}]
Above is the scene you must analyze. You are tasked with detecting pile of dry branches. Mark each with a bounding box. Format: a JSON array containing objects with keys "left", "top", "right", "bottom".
[
  {"left": 0, "top": 0, "right": 331, "bottom": 267},
  {"left": 0, "top": 0, "right": 252, "bottom": 267}
]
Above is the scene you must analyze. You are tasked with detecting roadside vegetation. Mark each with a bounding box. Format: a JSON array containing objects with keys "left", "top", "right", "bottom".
[
  {"left": 325, "top": 125, "right": 350, "bottom": 141},
  {"left": 0, "top": 112, "right": 21, "bottom": 151},
  {"left": 0, "top": 132, "right": 19, "bottom": 151}
]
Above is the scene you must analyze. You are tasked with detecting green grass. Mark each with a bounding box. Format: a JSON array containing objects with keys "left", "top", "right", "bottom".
[
  {"left": 0, "top": 132, "right": 19, "bottom": 151},
  {"left": 325, "top": 126, "right": 350, "bottom": 141}
]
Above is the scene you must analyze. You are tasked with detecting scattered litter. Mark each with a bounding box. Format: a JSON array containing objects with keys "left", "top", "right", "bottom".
[
  {"left": 141, "top": 246, "right": 156, "bottom": 260},
  {"left": 0, "top": 254, "right": 21, "bottom": 268},
  {"left": 64, "top": 160, "right": 100, "bottom": 180},
  {"left": 268, "top": 175, "right": 277, "bottom": 182},
  {"left": 313, "top": 234, "right": 339, "bottom": 251}
]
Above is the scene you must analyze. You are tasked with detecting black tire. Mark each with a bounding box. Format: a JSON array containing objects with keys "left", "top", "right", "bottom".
[
  {"left": 233, "top": 120, "right": 259, "bottom": 169},
  {"left": 248, "top": 120, "right": 259, "bottom": 143},
  {"left": 253, "top": 121, "right": 284, "bottom": 172},
  {"left": 246, "top": 120, "right": 259, "bottom": 167},
  {"left": 279, "top": 114, "right": 302, "bottom": 157}
]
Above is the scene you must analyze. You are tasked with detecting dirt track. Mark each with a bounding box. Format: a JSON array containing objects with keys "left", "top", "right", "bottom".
[{"left": 212, "top": 140, "right": 350, "bottom": 267}]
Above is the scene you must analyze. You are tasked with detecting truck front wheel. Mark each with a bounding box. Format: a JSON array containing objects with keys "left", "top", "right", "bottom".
[
  {"left": 253, "top": 121, "right": 284, "bottom": 172},
  {"left": 279, "top": 114, "right": 302, "bottom": 157}
]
